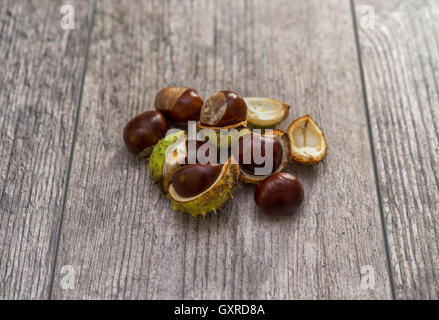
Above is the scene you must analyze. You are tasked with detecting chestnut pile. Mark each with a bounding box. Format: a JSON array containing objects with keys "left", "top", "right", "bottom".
[{"left": 123, "top": 87, "right": 327, "bottom": 217}]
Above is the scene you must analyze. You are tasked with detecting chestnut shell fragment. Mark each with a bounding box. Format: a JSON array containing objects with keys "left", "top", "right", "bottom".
[
  {"left": 123, "top": 111, "right": 168, "bottom": 156},
  {"left": 287, "top": 114, "right": 327, "bottom": 165},
  {"left": 172, "top": 164, "right": 223, "bottom": 198},
  {"left": 254, "top": 172, "right": 304, "bottom": 216}
]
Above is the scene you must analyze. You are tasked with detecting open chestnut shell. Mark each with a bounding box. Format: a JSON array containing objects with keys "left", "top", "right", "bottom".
[
  {"left": 254, "top": 172, "right": 304, "bottom": 216},
  {"left": 244, "top": 97, "right": 290, "bottom": 128},
  {"left": 287, "top": 115, "right": 327, "bottom": 165},
  {"left": 233, "top": 130, "right": 290, "bottom": 184},
  {"left": 199, "top": 90, "right": 247, "bottom": 129},
  {"left": 155, "top": 86, "right": 204, "bottom": 126},
  {"left": 168, "top": 159, "right": 240, "bottom": 217},
  {"left": 171, "top": 164, "right": 223, "bottom": 198},
  {"left": 149, "top": 130, "right": 222, "bottom": 193},
  {"left": 123, "top": 110, "right": 168, "bottom": 156}
]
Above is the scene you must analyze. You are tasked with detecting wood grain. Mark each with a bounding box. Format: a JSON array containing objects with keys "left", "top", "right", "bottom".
[
  {"left": 0, "top": 0, "right": 93, "bottom": 299},
  {"left": 50, "top": 0, "right": 391, "bottom": 299},
  {"left": 355, "top": 0, "right": 439, "bottom": 299}
]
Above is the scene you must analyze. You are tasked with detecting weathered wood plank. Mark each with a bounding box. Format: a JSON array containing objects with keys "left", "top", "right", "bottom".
[
  {"left": 0, "top": 0, "right": 94, "bottom": 299},
  {"left": 51, "top": 0, "right": 391, "bottom": 299},
  {"left": 355, "top": 0, "right": 439, "bottom": 299}
]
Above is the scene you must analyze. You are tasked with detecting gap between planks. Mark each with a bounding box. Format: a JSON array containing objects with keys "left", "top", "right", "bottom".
[
  {"left": 47, "top": 0, "right": 97, "bottom": 299},
  {"left": 350, "top": 0, "right": 396, "bottom": 300}
]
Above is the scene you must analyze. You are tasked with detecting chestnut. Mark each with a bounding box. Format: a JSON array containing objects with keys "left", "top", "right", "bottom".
[
  {"left": 235, "top": 132, "right": 284, "bottom": 175},
  {"left": 199, "top": 90, "right": 247, "bottom": 128},
  {"left": 155, "top": 86, "right": 204, "bottom": 125},
  {"left": 123, "top": 110, "right": 168, "bottom": 156},
  {"left": 171, "top": 164, "right": 223, "bottom": 198},
  {"left": 254, "top": 172, "right": 304, "bottom": 216},
  {"left": 232, "top": 130, "right": 290, "bottom": 184}
]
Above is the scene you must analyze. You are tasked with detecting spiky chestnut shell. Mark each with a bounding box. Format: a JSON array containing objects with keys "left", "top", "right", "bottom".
[
  {"left": 168, "top": 160, "right": 240, "bottom": 217},
  {"left": 149, "top": 130, "right": 186, "bottom": 192}
]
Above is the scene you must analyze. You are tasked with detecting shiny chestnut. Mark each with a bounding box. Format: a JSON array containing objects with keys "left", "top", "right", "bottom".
[
  {"left": 123, "top": 111, "right": 168, "bottom": 156},
  {"left": 200, "top": 90, "right": 247, "bottom": 127},
  {"left": 155, "top": 86, "right": 204, "bottom": 125},
  {"left": 171, "top": 164, "right": 223, "bottom": 198},
  {"left": 235, "top": 132, "right": 283, "bottom": 175},
  {"left": 254, "top": 172, "right": 304, "bottom": 216}
]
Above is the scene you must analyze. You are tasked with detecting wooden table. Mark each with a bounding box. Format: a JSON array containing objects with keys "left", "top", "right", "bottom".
[{"left": 0, "top": 0, "right": 438, "bottom": 300}]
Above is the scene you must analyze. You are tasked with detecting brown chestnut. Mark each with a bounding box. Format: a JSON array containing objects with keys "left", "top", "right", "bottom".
[
  {"left": 235, "top": 132, "right": 284, "bottom": 175},
  {"left": 254, "top": 172, "right": 304, "bottom": 216},
  {"left": 123, "top": 111, "right": 168, "bottom": 156},
  {"left": 200, "top": 90, "right": 247, "bottom": 128},
  {"left": 155, "top": 86, "right": 204, "bottom": 125},
  {"left": 171, "top": 164, "right": 223, "bottom": 198}
]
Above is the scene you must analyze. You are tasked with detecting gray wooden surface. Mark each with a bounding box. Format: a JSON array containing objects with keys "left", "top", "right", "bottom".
[
  {"left": 0, "top": 0, "right": 437, "bottom": 300},
  {"left": 355, "top": 0, "right": 439, "bottom": 299},
  {"left": 0, "top": 0, "right": 93, "bottom": 299}
]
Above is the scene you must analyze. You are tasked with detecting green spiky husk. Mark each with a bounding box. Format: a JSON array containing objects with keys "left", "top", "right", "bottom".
[
  {"left": 148, "top": 130, "right": 185, "bottom": 183},
  {"left": 170, "top": 163, "right": 240, "bottom": 217}
]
